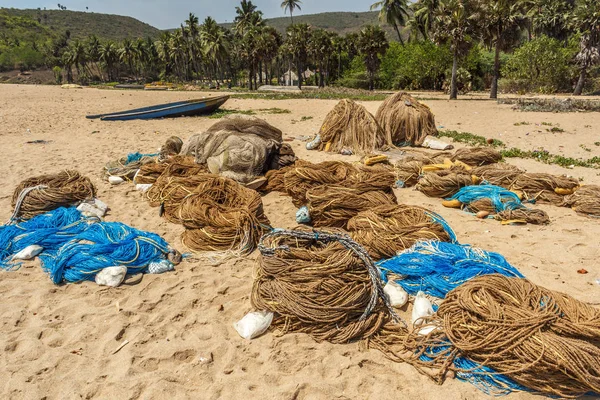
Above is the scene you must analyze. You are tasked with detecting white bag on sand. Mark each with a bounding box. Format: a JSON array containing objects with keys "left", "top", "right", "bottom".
[
  {"left": 234, "top": 311, "right": 273, "bottom": 340},
  {"left": 93, "top": 198, "right": 109, "bottom": 213},
  {"left": 95, "top": 266, "right": 128, "bottom": 287},
  {"left": 384, "top": 281, "right": 408, "bottom": 308},
  {"left": 422, "top": 136, "right": 454, "bottom": 150},
  {"left": 108, "top": 176, "right": 125, "bottom": 185},
  {"left": 77, "top": 202, "right": 106, "bottom": 218},
  {"left": 12, "top": 245, "right": 43, "bottom": 261},
  {"left": 136, "top": 184, "right": 153, "bottom": 193},
  {"left": 412, "top": 291, "right": 434, "bottom": 327}
]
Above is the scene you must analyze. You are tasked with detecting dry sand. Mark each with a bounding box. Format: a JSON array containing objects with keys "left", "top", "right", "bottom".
[{"left": 0, "top": 84, "right": 598, "bottom": 399}]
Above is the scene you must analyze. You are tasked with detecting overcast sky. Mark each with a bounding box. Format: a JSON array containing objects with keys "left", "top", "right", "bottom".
[{"left": 0, "top": 0, "right": 373, "bottom": 29}]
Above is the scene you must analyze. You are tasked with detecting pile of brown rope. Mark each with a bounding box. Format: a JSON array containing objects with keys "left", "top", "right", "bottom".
[
  {"left": 511, "top": 173, "right": 579, "bottom": 205},
  {"left": 450, "top": 147, "right": 502, "bottom": 167},
  {"left": 135, "top": 156, "right": 206, "bottom": 185},
  {"left": 471, "top": 163, "right": 523, "bottom": 187},
  {"left": 375, "top": 92, "right": 438, "bottom": 146},
  {"left": 348, "top": 204, "right": 454, "bottom": 260},
  {"left": 147, "top": 174, "right": 270, "bottom": 253},
  {"left": 407, "top": 274, "right": 600, "bottom": 398},
  {"left": 11, "top": 170, "right": 96, "bottom": 220},
  {"left": 252, "top": 229, "right": 400, "bottom": 344},
  {"left": 279, "top": 160, "right": 360, "bottom": 206},
  {"left": 416, "top": 171, "right": 476, "bottom": 198},
  {"left": 318, "top": 99, "right": 392, "bottom": 155},
  {"left": 562, "top": 185, "right": 600, "bottom": 217},
  {"left": 394, "top": 160, "right": 424, "bottom": 187},
  {"left": 494, "top": 208, "right": 550, "bottom": 225},
  {"left": 306, "top": 182, "right": 397, "bottom": 228}
]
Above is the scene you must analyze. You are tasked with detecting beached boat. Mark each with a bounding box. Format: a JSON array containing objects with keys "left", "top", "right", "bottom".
[{"left": 86, "top": 95, "right": 229, "bottom": 121}]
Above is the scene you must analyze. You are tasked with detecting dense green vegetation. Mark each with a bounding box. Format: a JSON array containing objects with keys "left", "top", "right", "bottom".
[
  {"left": 1, "top": 1, "right": 599, "bottom": 98},
  {"left": 1, "top": 8, "right": 160, "bottom": 41}
]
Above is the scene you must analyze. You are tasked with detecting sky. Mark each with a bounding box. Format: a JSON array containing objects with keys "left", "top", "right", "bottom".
[{"left": 0, "top": 0, "right": 373, "bottom": 29}]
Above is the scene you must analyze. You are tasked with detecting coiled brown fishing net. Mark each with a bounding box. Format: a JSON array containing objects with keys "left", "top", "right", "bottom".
[
  {"left": 136, "top": 156, "right": 207, "bottom": 185},
  {"left": 511, "top": 173, "right": 579, "bottom": 205},
  {"left": 471, "top": 163, "right": 523, "bottom": 187},
  {"left": 318, "top": 99, "right": 392, "bottom": 155},
  {"left": 450, "top": 147, "right": 502, "bottom": 166},
  {"left": 348, "top": 204, "right": 453, "bottom": 260},
  {"left": 394, "top": 160, "right": 424, "bottom": 187},
  {"left": 562, "top": 185, "right": 600, "bottom": 217},
  {"left": 147, "top": 174, "right": 270, "bottom": 253},
  {"left": 375, "top": 92, "right": 438, "bottom": 146},
  {"left": 306, "top": 183, "right": 397, "bottom": 228},
  {"left": 411, "top": 274, "right": 600, "bottom": 398},
  {"left": 495, "top": 208, "right": 550, "bottom": 225},
  {"left": 252, "top": 228, "right": 400, "bottom": 344},
  {"left": 11, "top": 170, "right": 96, "bottom": 220},
  {"left": 416, "top": 172, "right": 475, "bottom": 198},
  {"left": 282, "top": 160, "right": 360, "bottom": 206}
]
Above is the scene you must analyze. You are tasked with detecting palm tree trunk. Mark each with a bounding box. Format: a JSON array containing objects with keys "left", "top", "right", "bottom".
[
  {"left": 297, "top": 61, "right": 302, "bottom": 89},
  {"left": 291, "top": 11, "right": 294, "bottom": 25},
  {"left": 490, "top": 35, "right": 501, "bottom": 99},
  {"left": 574, "top": 65, "right": 587, "bottom": 96},
  {"left": 450, "top": 47, "right": 458, "bottom": 100},
  {"left": 393, "top": 24, "right": 404, "bottom": 45}
]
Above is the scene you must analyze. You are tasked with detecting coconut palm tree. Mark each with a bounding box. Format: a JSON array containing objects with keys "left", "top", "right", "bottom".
[
  {"left": 283, "top": 23, "right": 311, "bottom": 89},
  {"left": 119, "top": 38, "right": 138, "bottom": 80},
  {"left": 281, "top": 0, "right": 302, "bottom": 25},
  {"left": 86, "top": 35, "right": 102, "bottom": 80},
  {"left": 201, "top": 17, "right": 231, "bottom": 83},
  {"left": 430, "top": 0, "right": 480, "bottom": 99},
  {"left": 235, "top": 0, "right": 263, "bottom": 35},
  {"left": 99, "top": 41, "right": 119, "bottom": 81},
  {"left": 357, "top": 25, "right": 389, "bottom": 90},
  {"left": 308, "top": 28, "right": 334, "bottom": 87},
  {"left": 409, "top": 0, "right": 439, "bottom": 40},
  {"left": 370, "top": 0, "right": 409, "bottom": 44},
  {"left": 479, "top": 0, "right": 525, "bottom": 99},
  {"left": 573, "top": 0, "right": 600, "bottom": 95}
]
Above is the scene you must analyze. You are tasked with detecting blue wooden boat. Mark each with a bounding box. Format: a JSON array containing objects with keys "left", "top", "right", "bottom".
[{"left": 86, "top": 95, "right": 229, "bottom": 121}]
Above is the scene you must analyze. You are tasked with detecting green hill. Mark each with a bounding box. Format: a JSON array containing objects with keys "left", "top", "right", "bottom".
[
  {"left": 1, "top": 8, "right": 161, "bottom": 41},
  {"left": 219, "top": 11, "right": 402, "bottom": 40}
]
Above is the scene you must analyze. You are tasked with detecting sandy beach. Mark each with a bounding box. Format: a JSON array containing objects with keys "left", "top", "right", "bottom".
[{"left": 0, "top": 84, "right": 598, "bottom": 399}]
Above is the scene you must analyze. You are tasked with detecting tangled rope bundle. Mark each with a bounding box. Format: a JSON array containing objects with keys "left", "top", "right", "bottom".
[
  {"left": 416, "top": 171, "right": 476, "bottom": 198},
  {"left": 394, "top": 160, "right": 424, "bottom": 187},
  {"left": 347, "top": 205, "right": 455, "bottom": 260},
  {"left": 471, "top": 163, "right": 523, "bottom": 187},
  {"left": 318, "top": 99, "right": 392, "bottom": 155},
  {"left": 252, "top": 228, "right": 400, "bottom": 344},
  {"left": 175, "top": 176, "right": 270, "bottom": 253},
  {"left": 511, "top": 173, "right": 579, "bottom": 205},
  {"left": 375, "top": 92, "right": 438, "bottom": 146},
  {"left": 450, "top": 147, "right": 502, "bottom": 167},
  {"left": 282, "top": 160, "right": 360, "bottom": 206},
  {"left": 306, "top": 183, "right": 397, "bottom": 228},
  {"left": 495, "top": 208, "right": 550, "bottom": 225},
  {"left": 147, "top": 174, "right": 270, "bottom": 253},
  {"left": 562, "top": 185, "right": 600, "bottom": 217},
  {"left": 414, "top": 274, "right": 600, "bottom": 398},
  {"left": 137, "top": 156, "right": 207, "bottom": 186},
  {"left": 11, "top": 171, "right": 96, "bottom": 221}
]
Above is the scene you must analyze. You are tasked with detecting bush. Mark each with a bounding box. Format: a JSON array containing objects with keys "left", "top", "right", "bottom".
[
  {"left": 337, "top": 58, "right": 371, "bottom": 89},
  {"left": 52, "top": 66, "right": 63, "bottom": 84},
  {"left": 380, "top": 41, "right": 452, "bottom": 90},
  {"left": 443, "top": 67, "right": 472, "bottom": 94},
  {"left": 501, "top": 36, "right": 577, "bottom": 93}
]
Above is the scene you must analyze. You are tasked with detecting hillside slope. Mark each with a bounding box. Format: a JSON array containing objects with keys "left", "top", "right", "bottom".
[
  {"left": 1, "top": 8, "right": 161, "bottom": 41},
  {"left": 219, "top": 11, "right": 402, "bottom": 39}
]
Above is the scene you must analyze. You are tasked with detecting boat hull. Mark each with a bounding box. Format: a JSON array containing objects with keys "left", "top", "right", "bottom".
[{"left": 86, "top": 95, "right": 229, "bottom": 121}]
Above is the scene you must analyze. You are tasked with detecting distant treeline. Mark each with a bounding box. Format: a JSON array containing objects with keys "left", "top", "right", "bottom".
[{"left": 1, "top": 0, "right": 599, "bottom": 98}]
